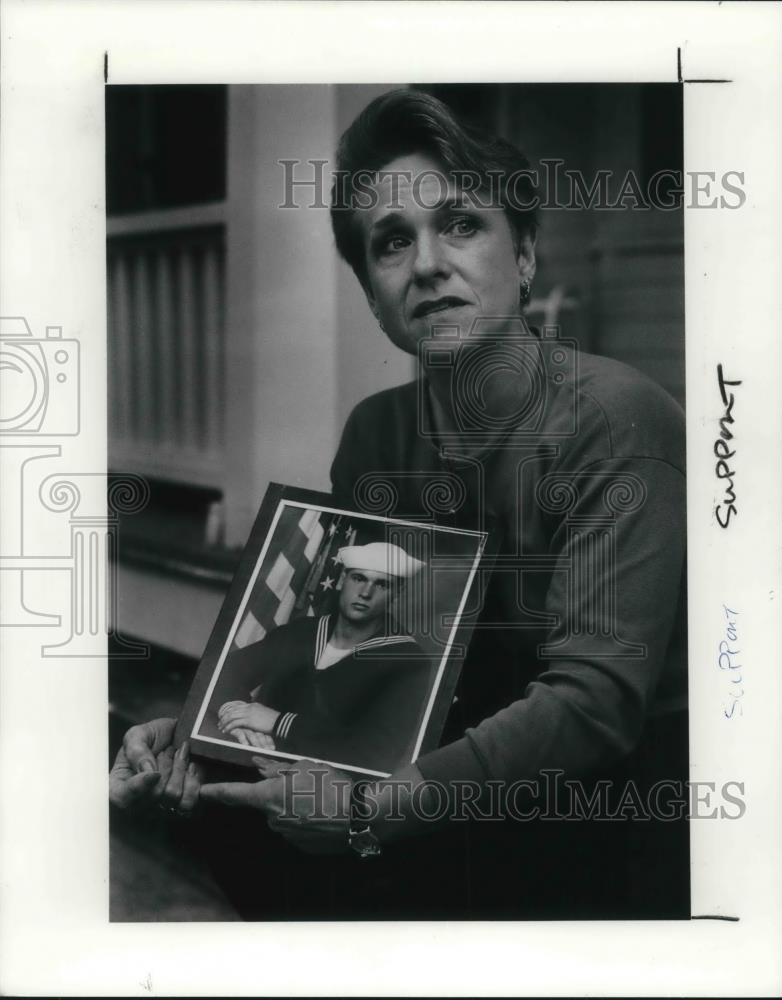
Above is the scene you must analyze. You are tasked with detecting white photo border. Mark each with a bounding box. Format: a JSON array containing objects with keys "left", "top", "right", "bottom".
[{"left": 1, "top": 1, "right": 780, "bottom": 997}]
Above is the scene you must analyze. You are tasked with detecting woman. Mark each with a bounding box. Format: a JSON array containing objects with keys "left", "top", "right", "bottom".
[{"left": 112, "top": 89, "right": 688, "bottom": 919}]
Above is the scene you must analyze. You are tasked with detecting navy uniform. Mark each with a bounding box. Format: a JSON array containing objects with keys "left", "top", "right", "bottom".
[{"left": 222, "top": 613, "right": 432, "bottom": 775}]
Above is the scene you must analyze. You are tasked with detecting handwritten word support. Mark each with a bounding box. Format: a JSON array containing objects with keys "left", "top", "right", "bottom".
[
  {"left": 720, "top": 605, "right": 743, "bottom": 719},
  {"left": 715, "top": 365, "right": 742, "bottom": 529}
]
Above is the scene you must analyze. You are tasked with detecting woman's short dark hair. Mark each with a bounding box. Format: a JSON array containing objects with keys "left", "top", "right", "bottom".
[{"left": 330, "top": 88, "right": 538, "bottom": 287}]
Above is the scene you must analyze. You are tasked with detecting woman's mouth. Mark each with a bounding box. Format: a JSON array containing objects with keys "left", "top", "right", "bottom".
[{"left": 412, "top": 296, "right": 469, "bottom": 319}]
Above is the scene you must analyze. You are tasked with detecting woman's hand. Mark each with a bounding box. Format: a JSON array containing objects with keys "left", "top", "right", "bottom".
[
  {"left": 109, "top": 717, "right": 175, "bottom": 809},
  {"left": 199, "top": 757, "right": 353, "bottom": 855},
  {"left": 199, "top": 758, "right": 434, "bottom": 854},
  {"left": 153, "top": 740, "right": 203, "bottom": 816},
  {"left": 109, "top": 717, "right": 201, "bottom": 816},
  {"left": 217, "top": 700, "right": 280, "bottom": 736}
]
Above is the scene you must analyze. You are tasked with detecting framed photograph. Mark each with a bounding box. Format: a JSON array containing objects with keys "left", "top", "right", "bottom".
[{"left": 175, "top": 483, "right": 489, "bottom": 777}]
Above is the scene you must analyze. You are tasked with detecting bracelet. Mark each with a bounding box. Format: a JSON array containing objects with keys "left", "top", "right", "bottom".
[{"left": 348, "top": 780, "right": 382, "bottom": 859}]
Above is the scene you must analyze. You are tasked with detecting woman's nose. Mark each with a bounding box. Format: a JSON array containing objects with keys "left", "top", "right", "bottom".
[{"left": 413, "top": 233, "right": 450, "bottom": 282}]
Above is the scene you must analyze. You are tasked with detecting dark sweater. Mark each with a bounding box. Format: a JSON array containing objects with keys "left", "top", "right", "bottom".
[{"left": 330, "top": 344, "right": 687, "bottom": 790}]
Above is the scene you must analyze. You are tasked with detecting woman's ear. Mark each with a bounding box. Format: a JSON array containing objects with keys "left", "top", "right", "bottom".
[
  {"left": 364, "top": 287, "right": 378, "bottom": 319},
  {"left": 364, "top": 289, "right": 385, "bottom": 331},
  {"left": 358, "top": 265, "right": 384, "bottom": 328},
  {"left": 516, "top": 231, "right": 537, "bottom": 285}
]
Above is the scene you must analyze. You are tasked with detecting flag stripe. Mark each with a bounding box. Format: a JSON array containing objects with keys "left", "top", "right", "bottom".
[
  {"left": 273, "top": 587, "right": 298, "bottom": 626},
  {"left": 235, "top": 610, "right": 266, "bottom": 648},
  {"left": 234, "top": 509, "right": 355, "bottom": 650},
  {"left": 266, "top": 553, "right": 295, "bottom": 601},
  {"left": 303, "top": 521, "right": 325, "bottom": 562},
  {"left": 298, "top": 507, "right": 321, "bottom": 537}
]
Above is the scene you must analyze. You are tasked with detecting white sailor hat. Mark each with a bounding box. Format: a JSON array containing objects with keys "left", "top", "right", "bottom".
[{"left": 337, "top": 542, "right": 425, "bottom": 578}]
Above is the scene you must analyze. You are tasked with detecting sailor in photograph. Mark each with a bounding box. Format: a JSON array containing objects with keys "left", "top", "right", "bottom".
[{"left": 215, "top": 542, "right": 431, "bottom": 774}]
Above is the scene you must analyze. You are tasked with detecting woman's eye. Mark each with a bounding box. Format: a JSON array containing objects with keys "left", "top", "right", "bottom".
[
  {"left": 379, "top": 235, "right": 409, "bottom": 254},
  {"left": 446, "top": 216, "right": 478, "bottom": 236}
]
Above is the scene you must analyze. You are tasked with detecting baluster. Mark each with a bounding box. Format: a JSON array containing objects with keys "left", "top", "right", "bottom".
[
  {"left": 133, "top": 249, "right": 154, "bottom": 441},
  {"left": 108, "top": 227, "right": 226, "bottom": 477},
  {"left": 202, "top": 240, "right": 223, "bottom": 454},
  {"left": 177, "top": 244, "right": 198, "bottom": 450},
  {"left": 112, "top": 251, "right": 133, "bottom": 442},
  {"left": 155, "top": 246, "right": 177, "bottom": 451}
]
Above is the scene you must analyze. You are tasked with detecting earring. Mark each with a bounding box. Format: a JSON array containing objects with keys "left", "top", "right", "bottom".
[{"left": 520, "top": 280, "right": 532, "bottom": 307}]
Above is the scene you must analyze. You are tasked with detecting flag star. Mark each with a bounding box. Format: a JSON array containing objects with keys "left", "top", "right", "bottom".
[
  {"left": 327, "top": 523, "right": 337, "bottom": 537},
  {"left": 331, "top": 553, "right": 342, "bottom": 563},
  {"left": 344, "top": 523, "right": 353, "bottom": 535},
  {"left": 319, "top": 576, "right": 335, "bottom": 591}
]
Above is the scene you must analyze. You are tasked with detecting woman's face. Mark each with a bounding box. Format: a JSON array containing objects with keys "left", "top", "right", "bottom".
[{"left": 357, "top": 152, "right": 536, "bottom": 356}]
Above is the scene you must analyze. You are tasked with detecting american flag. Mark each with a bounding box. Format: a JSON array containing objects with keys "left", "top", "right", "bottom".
[{"left": 232, "top": 507, "right": 357, "bottom": 650}]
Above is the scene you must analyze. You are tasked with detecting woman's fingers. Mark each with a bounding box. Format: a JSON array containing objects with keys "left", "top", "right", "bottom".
[
  {"left": 234, "top": 728, "right": 250, "bottom": 745},
  {"left": 123, "top": 719, "right": 175, "bottom": 773},
  {"left": 252, "top": 755, "right": 291, "bottom": 779},
  {"left": 177, "top": 762, "right": 200, "bottom": 815},
  {"left": 150, "top": 746, "right": 175, "bottom": 801},
  {"left": 159, "top": 740, "right": 189, "bottom": 810},
  {"left": 111, "top": 768, "right": 162, "bottom": 809}
]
